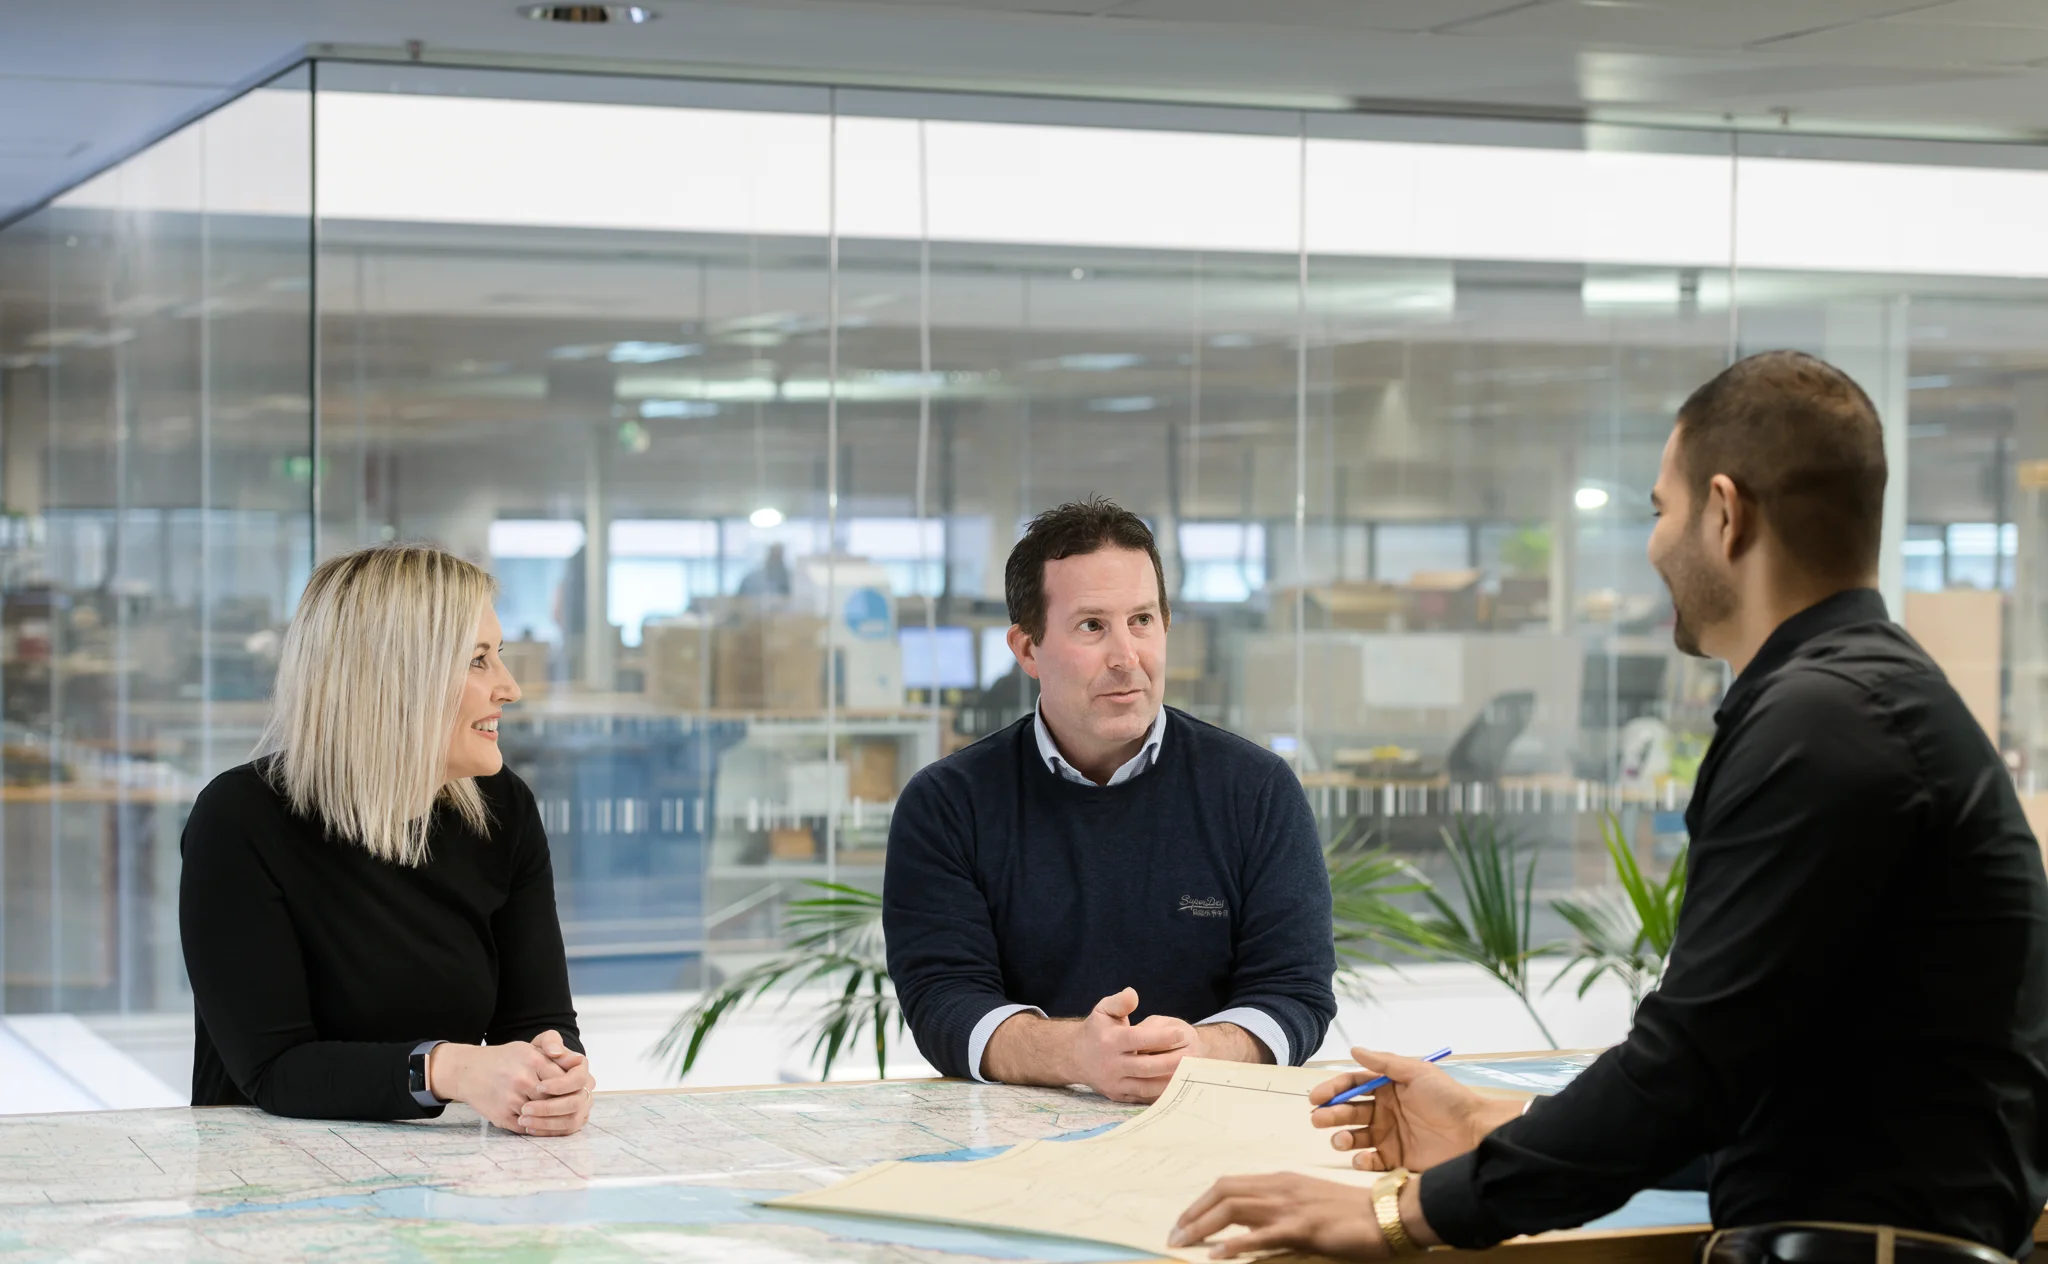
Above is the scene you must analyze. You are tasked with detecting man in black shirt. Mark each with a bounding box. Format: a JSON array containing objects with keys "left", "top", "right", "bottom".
[{"left": 1174, "top": 350, "right": 2048, "bottom": 1258}]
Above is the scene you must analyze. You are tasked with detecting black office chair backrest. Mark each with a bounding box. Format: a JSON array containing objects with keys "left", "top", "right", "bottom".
[
  {"left": 1697, "top": 1223, "right": 2013, "bottom": 1264},
  {"left": 1445, "top": 690, "right": 1537, "bottom": 783}
]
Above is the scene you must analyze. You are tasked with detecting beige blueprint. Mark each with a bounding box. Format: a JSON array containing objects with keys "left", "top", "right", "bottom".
[{"left": 767, "top": 1058, "right": 1383, "bottom": 1261}]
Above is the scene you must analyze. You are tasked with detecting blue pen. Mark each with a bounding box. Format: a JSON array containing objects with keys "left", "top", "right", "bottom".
[{"left": 1318, "top": 1047, "right": 1453, "bottom": 1110}]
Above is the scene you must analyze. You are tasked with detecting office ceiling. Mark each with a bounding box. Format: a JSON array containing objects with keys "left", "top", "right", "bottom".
[{"left": 12, "top": 0, "right": 2048, "bottom": 224}]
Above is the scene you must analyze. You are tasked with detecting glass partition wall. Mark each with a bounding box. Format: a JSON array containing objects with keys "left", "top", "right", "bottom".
[{"left": 3, "top": 59, "right": 2044, "bottom": 1067}]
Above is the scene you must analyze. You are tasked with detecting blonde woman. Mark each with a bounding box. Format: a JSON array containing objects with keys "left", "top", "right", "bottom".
[{"left": 180, "top": 544, "right": 594, "bottom": 1133}]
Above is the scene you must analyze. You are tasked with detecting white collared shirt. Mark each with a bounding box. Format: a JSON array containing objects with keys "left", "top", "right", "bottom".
[
  {"left": 966, "top": 702, "right": 1292, "bottom": 1082},
  {"left": 1032, "top": 701, "right": 1167, "bottom": 787}
]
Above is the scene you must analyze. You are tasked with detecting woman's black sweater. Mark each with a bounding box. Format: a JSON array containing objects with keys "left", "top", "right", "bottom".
[{"left": 179, "top": 760, "right": 582, "bottom": 1119}]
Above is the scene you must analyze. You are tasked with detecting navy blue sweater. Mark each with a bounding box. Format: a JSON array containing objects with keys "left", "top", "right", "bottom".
[{"left": 884, "top": 707, "right": 1336, "bottom": 1081}]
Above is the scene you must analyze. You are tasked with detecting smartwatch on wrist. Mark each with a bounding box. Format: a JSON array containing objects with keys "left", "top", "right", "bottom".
[{"left": 408, "top": 1040, "right": 447, "bottom": 1108}]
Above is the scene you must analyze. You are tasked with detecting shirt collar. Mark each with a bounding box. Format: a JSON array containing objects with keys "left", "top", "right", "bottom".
[
  {"left": 1033, "top": 701, "right": 1168, "bottom": 787},
  {"left": 1715, "top": 587, "right": 1890, "bottom": 724}
]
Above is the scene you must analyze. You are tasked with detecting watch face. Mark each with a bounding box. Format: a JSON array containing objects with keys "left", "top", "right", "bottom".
[{"left": 408, "top": 1053, "right": 428, "bottom": 1094}]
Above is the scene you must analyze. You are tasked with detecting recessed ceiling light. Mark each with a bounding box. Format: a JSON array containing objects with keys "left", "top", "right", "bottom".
[
  {"left": 607, "top": 340, "right": 700, "bottom": 364},
  {"left": 517, "top": 5, "right": 658, "bottom": 24},
  {"left": 1057, "top": 353, "right": 1143, "bottom": 372},
  {"left": 1089, "top": 396, "right": 1157, "bottom": 414},
  {"left": 638, "top": 399, "right": 719, "bottom": 419}
]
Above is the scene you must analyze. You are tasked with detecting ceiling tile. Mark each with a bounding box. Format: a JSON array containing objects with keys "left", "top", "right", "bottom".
[
  {"left": 1759, "top": 17, "right": 2048, "bottom": 61},
  {"left": 1892, "top": 0, "right": 2048, "bottom": 28},
  {"left": 1098, "top": 0, "right": 1528, "bottom": 31},
  {"left": 823, "top": 0, "right": 1117, "bottom": 10},
  {"left": 1442, "top": 0, "right": 1936, "bottom": 50},
  {"left": 0, "top": 77, "right": 222, "bottom": 219}
]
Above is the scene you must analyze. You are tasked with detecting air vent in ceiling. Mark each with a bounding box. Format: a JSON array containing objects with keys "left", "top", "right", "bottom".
[{"left": 517, "top": 5, "right": 658, "bottom": 24}]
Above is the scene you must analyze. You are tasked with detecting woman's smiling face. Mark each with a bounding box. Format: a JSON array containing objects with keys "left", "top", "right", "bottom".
[{"left": 444, "top": 605, "right": 520, "bottom": 783}]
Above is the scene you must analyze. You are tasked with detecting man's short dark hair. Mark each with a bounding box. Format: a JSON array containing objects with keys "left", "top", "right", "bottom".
[
  {"left": 1676, "top": 349, "right": 1887, "bottom": 581},
  {"left": 1005, "top": 497, "right": 1169, "bottom": 643}
]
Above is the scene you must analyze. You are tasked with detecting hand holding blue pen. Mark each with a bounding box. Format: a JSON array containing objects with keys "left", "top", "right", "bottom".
[{"left": 1317, "top": 1047, "right": 1454, "bottom": 1110}]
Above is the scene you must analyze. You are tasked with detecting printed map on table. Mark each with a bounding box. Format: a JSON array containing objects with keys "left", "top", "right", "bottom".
[{"left": 0, "top": 1055, "right": 1702, "bottom": 1262}]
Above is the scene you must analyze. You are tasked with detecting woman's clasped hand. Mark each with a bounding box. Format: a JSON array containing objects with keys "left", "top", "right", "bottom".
[{"left": 429, "top": 1029, "right": 596, "bottom": 1136}]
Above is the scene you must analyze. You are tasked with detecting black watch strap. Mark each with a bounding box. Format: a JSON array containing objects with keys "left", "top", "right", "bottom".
[{"left": 408, "top": 1040, "right": 446, "bottom": 1108}]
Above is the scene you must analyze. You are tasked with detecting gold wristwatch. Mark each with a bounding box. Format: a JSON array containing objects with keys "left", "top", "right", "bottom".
[{"left": 1372, "top": 1168, "right": 1424, "bottom": 1256}]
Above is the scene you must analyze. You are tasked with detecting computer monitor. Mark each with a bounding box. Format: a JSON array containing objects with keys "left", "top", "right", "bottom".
[
  {"left": 980, "top": 626, "right": 1016, "bottom": 689},
  {"left": 901, "top": 626, "right": 979, "bottom": 691}
]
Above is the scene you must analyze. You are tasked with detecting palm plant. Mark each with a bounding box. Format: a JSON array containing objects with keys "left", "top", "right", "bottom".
[
  {"left": 1324, "top": 820, "right": 1437, "bottom": 998},
  {"left": 1416, "top": 815, "right": 1561, "bottom": 1049},
  {"left": 1551, "top": 813, "right": 1688, "bottom": 1012},
  {"left": 654, "top": 881, "right": 902, "bottom": 1082}
]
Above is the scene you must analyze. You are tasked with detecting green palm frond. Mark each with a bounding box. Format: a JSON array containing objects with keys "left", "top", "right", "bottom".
[
  {"left": 1417, "top": 815, "right": 1561, "bottom": 1049},
  {"left": 653, "top": 882, "right": 903, "bottom": 1083},
  {"left": 1550, "top": 887, "right": 1651, "bottom": 1001},
  {"left": 1549, "top": 814, "right": 1688, "bottom": 1011},
  {"left": 1324, "top": 824, "right": 1437, "bottom": 997}
]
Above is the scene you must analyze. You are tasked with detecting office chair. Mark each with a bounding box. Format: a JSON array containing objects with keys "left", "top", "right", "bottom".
[
  {"left": 1444, "top": 689, "right": 1537, "bottom": 783},
  {"left": 1697, "top": 1223, "right": 2012, "bottom": 1264}
]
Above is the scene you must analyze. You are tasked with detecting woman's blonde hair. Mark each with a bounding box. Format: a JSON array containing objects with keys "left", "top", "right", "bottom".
[{"left": 255, "top": 544, "right": 498, "bottom": 866}]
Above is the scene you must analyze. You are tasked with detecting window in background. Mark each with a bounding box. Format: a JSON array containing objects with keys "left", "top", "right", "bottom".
[
  {"left": 1904, "top": 523, "right": 1947, "bottom": 593},
  {"left": 1373, "top": 522, "right": 1472, "bottom": 583},
  {"left": 1947, "top": 522, "right": 2017, "bottom": 591},
  {"left": 1179, "top": 522, "right": 1265, "bottom": 603},
  {"left": 847, "top": 517, "right": 945, "bottom": 598},
  {"left": 0, "top": 68, "right": 312, "bottom": 1029},
  {"left": 608, "top": 519, "right": 720, "bottom": 645},
  {"left": 489, "top": 519, "right": 586, "bottom": 647},
  {"left": 720, "top": 517, "right": 830, "bottom": 596}
]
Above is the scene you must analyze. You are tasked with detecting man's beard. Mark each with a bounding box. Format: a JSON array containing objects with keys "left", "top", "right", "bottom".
[{"left": 1658, "top": 530, "right": 1735, "bottom": 659}]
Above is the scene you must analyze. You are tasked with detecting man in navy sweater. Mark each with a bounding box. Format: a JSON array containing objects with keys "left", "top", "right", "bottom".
[{"left": 884, "top": 498, "right": 1335, "bottom": 1103}]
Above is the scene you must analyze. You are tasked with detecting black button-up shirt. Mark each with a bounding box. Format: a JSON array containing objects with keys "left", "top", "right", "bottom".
[{"left": 1421, "top": 589, "right": 2048, "bottom": 1256}]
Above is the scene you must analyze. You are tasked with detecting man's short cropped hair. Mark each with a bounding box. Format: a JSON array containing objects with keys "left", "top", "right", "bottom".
[
  {"left": 1005, "top": 498, "right": 1170, "bottom": 644},
  {"left": 1675, "top": 349, "right": 1887, "bottom": 581}
]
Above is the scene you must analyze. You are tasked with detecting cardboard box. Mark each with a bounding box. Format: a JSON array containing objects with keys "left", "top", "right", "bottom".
[
  {"left": 1270, "top": 583, "right": 1405, "bottom": 632},
  {"left": 845, "top": 737, "right": 900, "bottom": 803},
  {"left": 1402, "top": 569, "right": 1482, "bottom": 632},
  {"left": 769, "top": 826, "right": 819, "bottom": 861},
  {"left": 642, "top": 616, "right": 711, "bottom": 710},
  {"left": 1905, "top": 589, "right": 2002, "bottom": 741},
  {"left": 500, "top": 637, "right": 551, "bottom": 696},
  {"left": 1492, "top": 577, "right": 1550, "bottom": 629},
  {"left": 715, "top": 616, "right": 827, "bottom": 711}
]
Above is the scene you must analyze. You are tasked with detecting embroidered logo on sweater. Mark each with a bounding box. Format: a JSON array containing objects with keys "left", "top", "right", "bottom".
[{"left": 1178, "top": 895, "right": 1229, "bottom": 919}]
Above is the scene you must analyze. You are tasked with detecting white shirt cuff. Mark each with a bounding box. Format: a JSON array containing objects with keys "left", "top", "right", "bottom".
[
  {"left": 1198, "top": 1006, "right": 1290, "bottom": 1067},
  {"left": 967, "top": 1003, "right": 1044, "bottom": 1083}
]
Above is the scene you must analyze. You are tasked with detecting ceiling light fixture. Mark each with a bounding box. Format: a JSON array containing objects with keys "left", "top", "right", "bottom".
[
  {"left": 1574, "top": 486, "right": 1610, "bottom": 511},
  {"left": 750, "top": 507, "right": 785, "bottom": 529},
  {"left": 517, "top": 4, "right": 658, "bottom": 23},
  {"left": 1057, "top": 353, "right": 1142, "bottom": 372},
  {"left": 1089, "top": 396, "right": 1157, "bottom": 414},
  {"left": 638, "top": 399, "right": 719, "bottom": 419}
]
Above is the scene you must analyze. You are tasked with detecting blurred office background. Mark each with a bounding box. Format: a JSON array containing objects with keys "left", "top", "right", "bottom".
[{"left": 5, "top": 6, "right": 2048, "bottom": 1101}]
